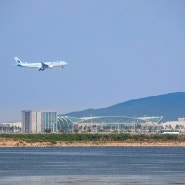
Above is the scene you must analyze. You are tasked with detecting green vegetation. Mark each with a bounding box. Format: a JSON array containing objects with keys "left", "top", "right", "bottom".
[{"left": 0, "top": 133, "right": 185, "bottom": 143}]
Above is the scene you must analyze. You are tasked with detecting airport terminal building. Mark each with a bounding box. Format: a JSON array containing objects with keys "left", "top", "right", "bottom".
[
  {"left": 1, "top": 110, "right": 184, "bottom": 134},
  {"left": 21, "top": 112, "right": 163, "bottom": 134},
  {"left": 57, "top": 115, "right": 163, "bottom": 134}
]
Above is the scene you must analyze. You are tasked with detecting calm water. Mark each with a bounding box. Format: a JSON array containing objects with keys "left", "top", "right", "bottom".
[{"left": 0, "top": 147, "right": 185, "bottom": 185}]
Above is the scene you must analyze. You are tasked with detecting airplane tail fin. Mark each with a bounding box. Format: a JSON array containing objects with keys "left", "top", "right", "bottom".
[{"left": 14, "top": 57, "right": 24, "bottom": 64}]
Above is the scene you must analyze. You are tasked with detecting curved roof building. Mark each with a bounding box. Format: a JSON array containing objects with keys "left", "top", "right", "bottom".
[{"left": 57, "top": 115, "right": 163, "bottom": 133}]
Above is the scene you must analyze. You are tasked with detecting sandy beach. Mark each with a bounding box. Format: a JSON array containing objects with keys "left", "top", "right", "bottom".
[{"left": 1, "top": 138, "right": 185, "bottom": 147}]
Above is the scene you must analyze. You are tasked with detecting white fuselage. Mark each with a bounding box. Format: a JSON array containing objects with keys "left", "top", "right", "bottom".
[
  {"left": 17, "top": 61, "right": 67, "bottom": 68},
  {"left": 14, "top": 57, "right": 68, "bottom": 71}
]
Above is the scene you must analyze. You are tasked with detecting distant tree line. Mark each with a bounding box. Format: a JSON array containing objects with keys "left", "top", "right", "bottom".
[{"left": 1, "top": 133, "right": 185, "bottom": 143}]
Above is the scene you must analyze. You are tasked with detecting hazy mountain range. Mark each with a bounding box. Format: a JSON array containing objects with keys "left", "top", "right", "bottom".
[{"left": 64, "top": 92, "right": 185, "bottom": 122}]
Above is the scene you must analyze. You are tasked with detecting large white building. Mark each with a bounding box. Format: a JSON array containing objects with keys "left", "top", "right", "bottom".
[
  {"left": 0, "top": 122, "right": 22, "bottom": 133},
  {"left": 22, "top": 110, "right": 57, "bottom": 133},
  {"left": 162, "top": 118, "right": 185, "bottom": 131}
]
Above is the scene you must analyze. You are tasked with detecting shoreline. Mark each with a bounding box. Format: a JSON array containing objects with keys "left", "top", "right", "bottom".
[{"left": 1, "top": 138, "right": 185, "bottom": 147}]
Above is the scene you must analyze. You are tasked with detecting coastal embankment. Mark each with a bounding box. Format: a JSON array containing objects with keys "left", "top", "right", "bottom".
[
  {"left": 1, "top": 138, "right": 185, "bottom": 147},
  {"left": 1, "top": 133, "right": 185, "bottom": 147}
]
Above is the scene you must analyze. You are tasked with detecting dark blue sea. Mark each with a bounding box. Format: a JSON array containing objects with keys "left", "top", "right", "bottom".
[{"left": 0, "top": 147, "right": 185, "bottom": 185}]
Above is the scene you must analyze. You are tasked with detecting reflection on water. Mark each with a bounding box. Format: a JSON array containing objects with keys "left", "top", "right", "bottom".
[{"left": 1, "top": 175, "right": 185, "bottom": 185}]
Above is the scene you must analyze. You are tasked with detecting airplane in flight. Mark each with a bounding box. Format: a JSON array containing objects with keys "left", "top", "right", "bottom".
[{"left": 14, "top": 57, "right": 68, "bottom": 71}]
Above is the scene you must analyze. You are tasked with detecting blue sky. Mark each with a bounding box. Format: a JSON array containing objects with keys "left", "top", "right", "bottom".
[{"left": 0, "top": 0, "right": 185, "bottom": 122}]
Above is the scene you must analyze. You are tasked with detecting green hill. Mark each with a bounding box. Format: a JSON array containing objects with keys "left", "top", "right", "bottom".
[{"left": 65, "top": 92, "right": 185, "bottom": 122}]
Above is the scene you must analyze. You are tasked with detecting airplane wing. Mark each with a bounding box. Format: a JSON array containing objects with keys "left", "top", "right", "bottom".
[
  {"left": 38, "top": 62, "right": 49, "bottom": 71},
  {"left": 41, "top": 62, "right": 49, "bottom": 69}
]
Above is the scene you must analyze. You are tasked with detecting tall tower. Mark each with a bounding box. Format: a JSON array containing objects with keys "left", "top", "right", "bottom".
[{"left": 22, "top": 110, "right": 57, "bottom": 133}]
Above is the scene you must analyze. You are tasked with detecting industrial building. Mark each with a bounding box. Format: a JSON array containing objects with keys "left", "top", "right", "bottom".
[{"left": 22, "top": 110, "right": 57, "bottom": 133}]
